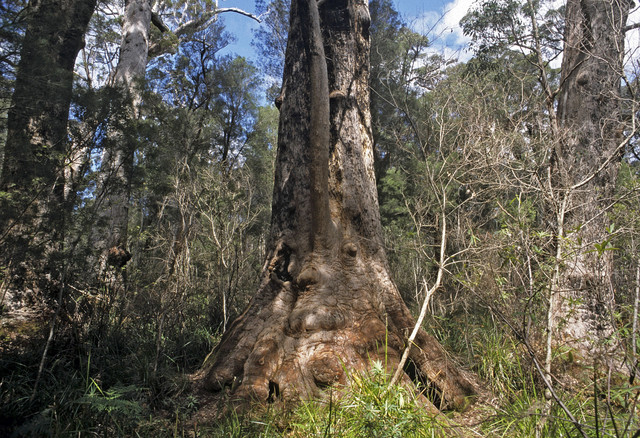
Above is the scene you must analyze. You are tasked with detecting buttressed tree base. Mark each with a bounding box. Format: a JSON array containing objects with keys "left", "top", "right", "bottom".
[{"left": 197, "top": 0, "right": 476, "bottom": 411}]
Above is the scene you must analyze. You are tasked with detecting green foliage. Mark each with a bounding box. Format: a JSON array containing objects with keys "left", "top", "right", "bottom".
[
  {"left": 379, "top": 167, "right": 410, "bottom": 231},
  {"left": 369, "top": 0, "right": 442, "bottom": 182},
  {"left": 77, "top": 1, "right": 122, "bottom": 86},
  {"left": 0, "top": 15, "right": 277, "bottom": 429},
  {"left": 70, "top": 380, "right": 144, "bottom": 435},
  {"left": 481, "top": 373, "right": 640, "bottom": 438},
  {"left": 0, "top": 289, "right": 211, "bottom": 436},
  {"left": 252, "top": 0, "right": 289, "bottom": 81},
  {"left": 3, "top": 0, "right": 640, "bottom": 436},
  {"left": 327, "top": 360, "right": 444, "bottom": 438},
  {"left": 196, "top": 362, "right": 447, "bottom": 438},
  {"left": 427, "top": 306, "right": 640, "bottom": 438},
  {"left": 461, "top": 0, "right": 563, "bottom": 61}
]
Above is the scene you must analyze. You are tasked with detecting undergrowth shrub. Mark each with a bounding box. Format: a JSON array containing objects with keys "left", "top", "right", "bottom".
[
  {"left": 321, "top": 360, "right": 446, "bottom": 437},
  {"left": 425, "top": 303, "right": 640, "bottom": 437},
  {"left": 199, "top": 360, "right": 448, "bottom": 438}
]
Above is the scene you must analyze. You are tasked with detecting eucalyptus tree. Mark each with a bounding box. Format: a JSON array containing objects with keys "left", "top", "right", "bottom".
[
  {"left": 553, "top": 0, "right": 633, "bottom": 356},
  {"left": 198, "top": 0, "right": 476, "bottom": 410},
  {"left": 0, "top": 0, "right": 26, "bottom": 153},
  {"left": 251, "top": 0, "right": 434, "bottom": 177},
  {"left": 252, "top": 0, "right": 289, "bottom": 84},
  {"left": 111, "top": 29, "right": 271, "bottom": 362},
  {"left": 93, "top": 0, "right": 152, "bottom": 280},
  {"left": 93, "top": 0, "right": 261, "bottom": 284},
  {"left": 369, "top": 0, "right": 433, "bottom": 179},
  {"left": 461, "top": 0, "right": 636, "bottom": 382},
  {"left": 0, "top": 0, "right": 97, "bottom": 297}
]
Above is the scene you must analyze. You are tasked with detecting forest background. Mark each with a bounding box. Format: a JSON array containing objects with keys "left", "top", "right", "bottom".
[{"left": 2, "top": 0, "right": 640, "bottom": 436}]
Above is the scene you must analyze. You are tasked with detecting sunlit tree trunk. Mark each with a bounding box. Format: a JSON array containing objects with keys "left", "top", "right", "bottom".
[
  {"left": 94, "top": 0, "right": 151, "bottom": 280},
  {"left": 198, "top": 0, "right": 475, "bottom": 410},
  {"left": 94, "top": 1, "right": 261, "bottom": 283},
  {"left": 554, "top": 0, "right": 631, "bottom": 356},
  {"left": 0, "top": 0, "right": 96, "bottom": 295}
]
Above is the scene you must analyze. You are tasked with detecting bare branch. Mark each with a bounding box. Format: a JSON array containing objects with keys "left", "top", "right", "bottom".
[
  {"left": 570, "top": 112, "right": 636, "bottom": 191},
  {"left": 389, "top": 187, "right": 447, "bottom": 389},
  {"left": 148, "top": 8, "right": 261, "bottom": 58},
  {"left": 215, "top": 7, "right": 262, "bottom": 23},
  {"left": 624, "top": 22, "right": 640, "bottom": 32},
  {"left": 496, "top": 309, "right": 590, "bottom": 438}
]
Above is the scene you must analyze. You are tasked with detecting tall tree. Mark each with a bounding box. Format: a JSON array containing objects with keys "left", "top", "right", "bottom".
[
  {"left": 0, "top": 0, "right": 96, "bottom": 294},
  {"left": 554, "top": 0, "right": 632, "bottom": 354},
  {"left": 93, "top": 0, "right": 152, "bottom": 279},
  {"left": 252, "top": 0, "right": 289, "bottom": 82},
  {"left": 0, "top": 0, "right": 26, "bottom": 153},
  {"left": 198, "top": 0, "right": 475, "bottom": 410},
  {"left": 369, "top": 0, "right": 431, "bottom": 180},
  {"left": 210, "top": 56, "right": 261, "bottom": 164},
  {"left": 462, "top": 0, "right": 635, "bottom": 362},
  {"left": 93, "top": 0, "right": 261, "bottom": 281}
]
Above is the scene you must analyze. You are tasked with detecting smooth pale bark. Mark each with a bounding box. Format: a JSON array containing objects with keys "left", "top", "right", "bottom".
[
  {"left": 554, "top": 0, "right": 631, "bottom": 354},
  {"left": 94, "top": 1, "right": 261, "bottom": 277},
  {"left": 112, "top": 0, "right": 152, "bottom": 88},
  {"left": 94, "top": 0, "right": 151, "bottom": 275},
  {"left": 0, "top": 0, "right": 96, "bottom": 294},
  {"left": 198, "top": 0, "right": 476, "bottom": 411}
]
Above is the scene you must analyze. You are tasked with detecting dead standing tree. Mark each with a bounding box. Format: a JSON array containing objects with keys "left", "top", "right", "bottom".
[{"left": 198, "top": 0, "right": 475, "bottom": 410}]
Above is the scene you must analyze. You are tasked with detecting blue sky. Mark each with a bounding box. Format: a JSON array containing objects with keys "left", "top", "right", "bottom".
[
  {"left": 216, "top": 1, "right": 640, "bottom": 74},
  {"left": 218, "top": 0, "right": 474, "bottom": 62},
  {"left": 398, "top": 0, "right": 467, "bottom": 18}
]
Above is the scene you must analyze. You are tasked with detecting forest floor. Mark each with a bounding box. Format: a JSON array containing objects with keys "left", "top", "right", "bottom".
[{"left": 1, "top": 303, "right": 637, "bottom": 437}]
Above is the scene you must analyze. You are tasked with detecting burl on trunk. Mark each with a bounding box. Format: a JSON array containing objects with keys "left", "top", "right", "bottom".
[{"left": 198, "top": 0, "right": 475, "bottom": 411}]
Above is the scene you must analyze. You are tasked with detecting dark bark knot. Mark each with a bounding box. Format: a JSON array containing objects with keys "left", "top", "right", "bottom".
[
  {"left": 576, "top": 71, "right": 589, "bottom": 86},
  {"left": 297, "top": 266, "right": 320, "bottom": 288},
  {"left": 107, "top": 246, "right": 131, "bottom": 267},
  {"left": 272, "top": 243, "right": 294, "bottom": 282},
  {"left": 267, "top": 381, "right": 280, "bottom": 402},
  {"left": 342, "top": 241, "right": 358, "bottom": 257}
]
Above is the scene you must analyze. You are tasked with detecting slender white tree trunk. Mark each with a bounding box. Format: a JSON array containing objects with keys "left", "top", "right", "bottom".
[{"left": 94, "top": 0, "right": 151, "bottom": 281}]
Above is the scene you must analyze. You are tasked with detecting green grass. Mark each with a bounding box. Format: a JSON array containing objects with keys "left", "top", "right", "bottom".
[
  {"left": 194, "top": 360, "right": 449, "bottom": 438},
  {"left": 289, "top": 360, "right": 447, "bottom": 438}
]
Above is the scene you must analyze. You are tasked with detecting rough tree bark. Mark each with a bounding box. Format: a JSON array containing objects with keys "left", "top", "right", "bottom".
[
  {"left": 0, "top": 0, "right": 96, "bottom": 296},
  {"left": 553, "top": 0, "right": 631, "bottom": 355},
  {"left": 199, "top": 0, "right": 476, "bottom": 411}
]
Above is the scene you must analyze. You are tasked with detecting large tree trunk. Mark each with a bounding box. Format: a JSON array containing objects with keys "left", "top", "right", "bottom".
[
  {"left": 199, "top": 0, "right": 475, "bottom": 411},
  {"left": 554, "top": 0, "right": 631, "bottom": 355},
  {"left": 93, "top": 0, "right": 151, "bottom": 279},
  {"left": 0, "top": 0, "right": 96, "bottom": 298}
]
